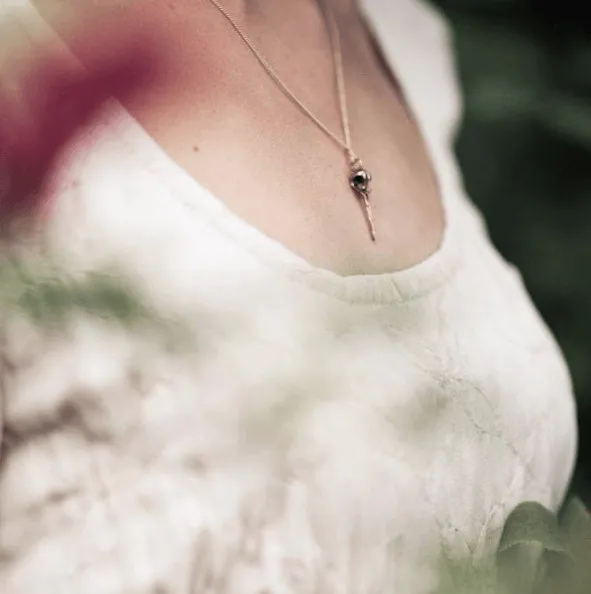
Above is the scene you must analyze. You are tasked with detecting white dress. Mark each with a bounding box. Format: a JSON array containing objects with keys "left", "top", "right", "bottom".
[{"left": 0, "top": 0, "right": 578, "bottom": 593}]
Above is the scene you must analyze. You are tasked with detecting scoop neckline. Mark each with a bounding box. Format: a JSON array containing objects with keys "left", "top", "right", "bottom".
[
  {"left": 26, "top": 0, "right": 465, "bottom": 306},
  {"left": 119, "top": 104, "right": 463, "bottom": 305}
]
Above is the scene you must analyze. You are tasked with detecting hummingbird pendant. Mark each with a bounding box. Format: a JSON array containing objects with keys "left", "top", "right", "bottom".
[{"left": 349, "top": 158, "right": 376, "bottom": 242}]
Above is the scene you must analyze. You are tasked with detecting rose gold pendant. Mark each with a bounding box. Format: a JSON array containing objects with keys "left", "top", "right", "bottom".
[{"left": 349, "top": 158, "right": 376, "bottom": 242}]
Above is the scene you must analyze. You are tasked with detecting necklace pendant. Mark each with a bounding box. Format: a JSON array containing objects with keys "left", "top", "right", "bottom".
[{"left": 349, "top": 162, "right": 377, "bottom": 242}]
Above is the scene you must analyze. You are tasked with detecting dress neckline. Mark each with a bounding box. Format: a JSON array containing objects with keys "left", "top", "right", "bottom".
[{"left": 24, "top": 0, "right": 466, "bottom": 305}]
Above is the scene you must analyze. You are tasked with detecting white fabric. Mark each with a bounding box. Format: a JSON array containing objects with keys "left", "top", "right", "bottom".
[{"left": 0, "top": 1, "right": 578, "bottom": 593}]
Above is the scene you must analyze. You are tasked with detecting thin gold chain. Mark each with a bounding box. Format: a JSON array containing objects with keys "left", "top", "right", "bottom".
[{"left": 205, "top": 0, "right": 358, "bottom": 167}]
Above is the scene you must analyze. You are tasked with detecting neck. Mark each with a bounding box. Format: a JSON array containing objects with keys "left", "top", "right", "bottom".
[
  {"left": 83, "top": 0, "right": 361, "bottom": 98},
  {"left": 219, "top": 0, "right": 357, "bottom": 30}
]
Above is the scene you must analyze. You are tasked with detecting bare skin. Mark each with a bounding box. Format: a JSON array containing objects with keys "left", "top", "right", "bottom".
[{"left": 31, "top": 0, "right": 445, "bottom": 276}]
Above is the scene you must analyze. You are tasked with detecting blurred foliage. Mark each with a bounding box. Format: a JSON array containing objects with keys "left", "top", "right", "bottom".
[
  {"left": 0, "top": 252, "right": 192, "bottom": 352},
  {"left": 435, "top": 497, "right": 591, "bottom": 594},
  {"left": 431, "top": 0, "right": 591, "bottom": 504}
]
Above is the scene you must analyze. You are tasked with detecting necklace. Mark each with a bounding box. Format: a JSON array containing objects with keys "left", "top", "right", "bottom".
[{"left": 205, "top": 0, "right": 377, "bottom": 241}]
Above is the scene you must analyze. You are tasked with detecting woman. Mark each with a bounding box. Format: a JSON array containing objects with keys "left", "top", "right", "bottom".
[{"left": 0, "top": 0, "right": 578, "bottom": 592}]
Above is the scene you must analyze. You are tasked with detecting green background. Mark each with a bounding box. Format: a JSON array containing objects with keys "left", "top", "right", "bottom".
[{"left": 432, "top": 0, "right": 591, "bottom": 505}]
